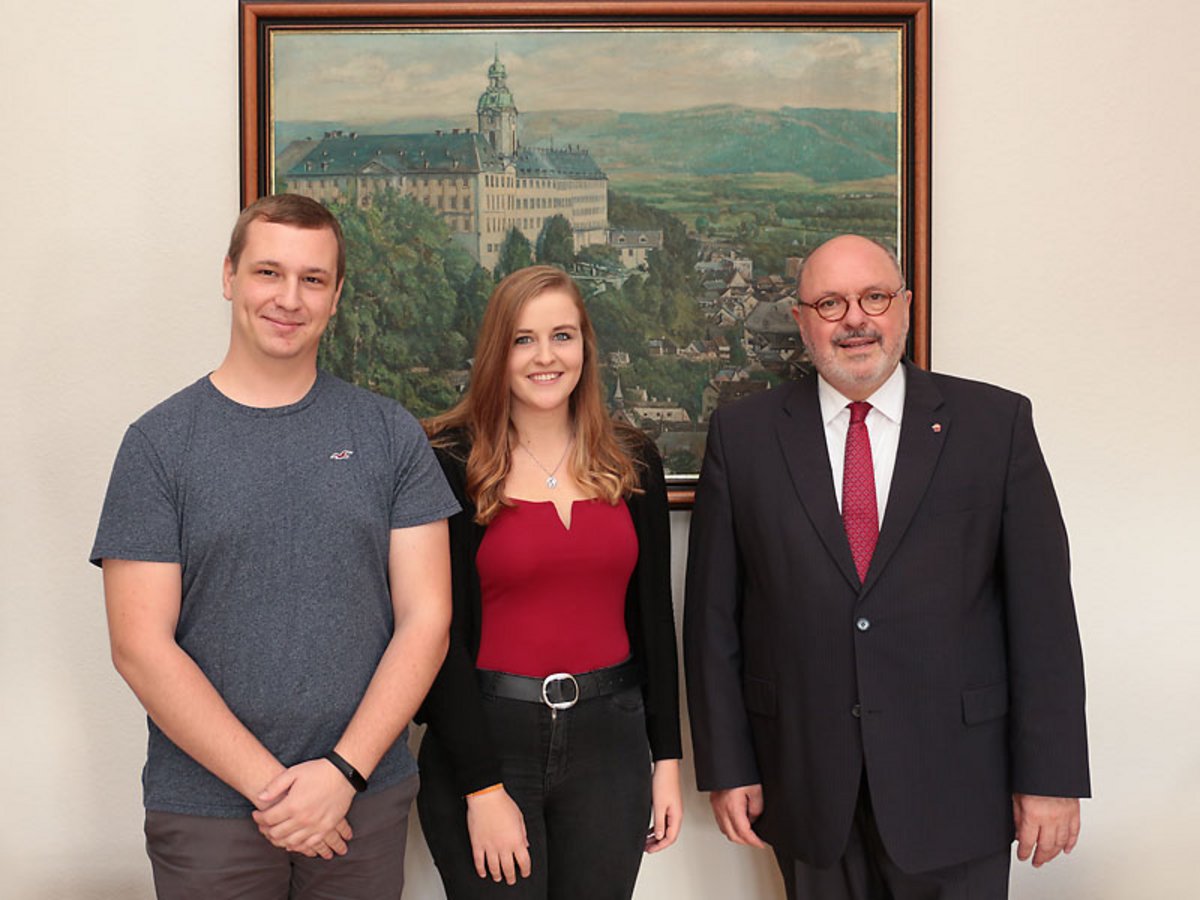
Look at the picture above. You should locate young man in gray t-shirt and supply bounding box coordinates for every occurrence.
[91,194,458,899]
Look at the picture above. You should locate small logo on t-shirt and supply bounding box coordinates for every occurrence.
[329,449,355,460]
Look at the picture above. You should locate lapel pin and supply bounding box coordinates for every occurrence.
[931,423,942,433]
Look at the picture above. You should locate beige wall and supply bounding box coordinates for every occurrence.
[3,1,1196,895]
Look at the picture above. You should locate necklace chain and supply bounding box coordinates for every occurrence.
[517,437,574,489]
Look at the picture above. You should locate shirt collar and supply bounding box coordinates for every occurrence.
[817,362,907,426]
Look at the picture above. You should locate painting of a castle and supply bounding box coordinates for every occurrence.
[282,52,609,272]
[259,25,913,479]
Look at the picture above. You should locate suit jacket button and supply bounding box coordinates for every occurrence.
[855,617,870,631]
[851,703,862,718]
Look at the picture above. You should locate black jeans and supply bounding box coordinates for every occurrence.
[418,685,652,900]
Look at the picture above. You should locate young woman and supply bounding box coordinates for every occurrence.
[418,265,682,900]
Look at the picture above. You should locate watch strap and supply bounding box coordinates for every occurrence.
[323,750,368,792]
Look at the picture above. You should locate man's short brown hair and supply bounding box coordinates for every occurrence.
[226,194,346,284]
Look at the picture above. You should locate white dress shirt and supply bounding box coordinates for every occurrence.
[817,363,906,527]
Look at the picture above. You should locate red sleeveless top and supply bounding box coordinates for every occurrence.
[474,498,637,677]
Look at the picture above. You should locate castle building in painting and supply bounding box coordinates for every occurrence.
[283,52,609,272]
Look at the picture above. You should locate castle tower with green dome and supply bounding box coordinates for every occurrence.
[477,49,518,161]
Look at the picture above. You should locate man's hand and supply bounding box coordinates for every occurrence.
[1013,793,1081,867]
[466,786,531,884]
[290,818,354,860]
[710,784,767,848]
[252,758,357,857]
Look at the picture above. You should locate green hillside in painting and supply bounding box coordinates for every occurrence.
[521,106,895,181]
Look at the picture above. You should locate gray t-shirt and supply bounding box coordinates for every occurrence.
[91,371,459,817]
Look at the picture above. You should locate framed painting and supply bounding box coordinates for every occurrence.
[239,1,931,507]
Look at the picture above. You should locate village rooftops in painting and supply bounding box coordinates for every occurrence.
[608,229,664,270]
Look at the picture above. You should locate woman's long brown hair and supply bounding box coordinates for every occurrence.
[425,265,641,524]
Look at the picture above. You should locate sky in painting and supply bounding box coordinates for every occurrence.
[272,29,900,123]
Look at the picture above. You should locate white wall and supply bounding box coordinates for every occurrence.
[3,1,1196,896]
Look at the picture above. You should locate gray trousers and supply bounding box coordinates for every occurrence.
[144,775,418,900]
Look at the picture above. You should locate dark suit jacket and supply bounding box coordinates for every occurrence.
[683,362,1089,874]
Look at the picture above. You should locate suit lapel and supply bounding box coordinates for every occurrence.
[862,363,947,593]
[776,378,861,590]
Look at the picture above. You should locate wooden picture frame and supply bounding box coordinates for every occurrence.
[239,1,931,507]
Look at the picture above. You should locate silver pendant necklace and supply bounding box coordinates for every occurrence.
[518,436,574,489]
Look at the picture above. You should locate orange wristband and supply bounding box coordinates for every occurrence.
[466,783,504,799]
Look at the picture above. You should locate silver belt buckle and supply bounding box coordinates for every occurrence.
[541,672,580,710]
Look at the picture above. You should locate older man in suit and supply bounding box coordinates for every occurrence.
[684,235,1089,899]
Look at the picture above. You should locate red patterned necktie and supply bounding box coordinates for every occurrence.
[843,401,879,583]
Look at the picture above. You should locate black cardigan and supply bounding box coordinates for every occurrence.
[418,430,683,795]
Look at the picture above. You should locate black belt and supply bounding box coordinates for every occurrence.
[477,661,643,710]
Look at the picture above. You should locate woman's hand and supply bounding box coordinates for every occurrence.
[645,759,683,852]
[466,785,532,884]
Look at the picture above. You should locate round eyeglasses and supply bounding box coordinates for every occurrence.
[796,286,906,322]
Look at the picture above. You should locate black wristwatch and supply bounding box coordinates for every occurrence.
[324,750,369,792]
